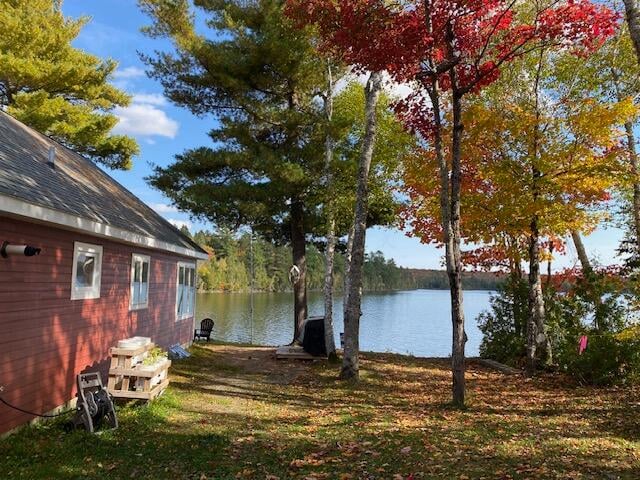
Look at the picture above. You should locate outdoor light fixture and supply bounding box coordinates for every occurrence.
[0,241,41,258]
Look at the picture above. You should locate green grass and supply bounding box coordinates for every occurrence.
[2,343,640,479]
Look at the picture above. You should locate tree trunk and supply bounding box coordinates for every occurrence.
[324,216,337,359]
[343,222,355,323]
[526,49,550,377]
[624,0,640,64]
[291,199,307,342]
[340,71,383,380]
[625,122,640,245]
[449,88,466,407]
[323,63,337,361]
[526,217,548,376]
[571,230,593,274]
[571,229,603,330]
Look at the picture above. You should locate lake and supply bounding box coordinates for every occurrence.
[197,289,494,357]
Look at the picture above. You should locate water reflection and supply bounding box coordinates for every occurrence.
[196,289,493,357]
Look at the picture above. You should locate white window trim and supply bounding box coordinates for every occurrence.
[129,253,151,311]
[70,242,103,300]
[176,261,196,321]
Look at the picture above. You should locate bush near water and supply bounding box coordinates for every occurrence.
[479,272,640,385]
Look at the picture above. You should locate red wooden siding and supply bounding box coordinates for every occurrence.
[0,215,196,434]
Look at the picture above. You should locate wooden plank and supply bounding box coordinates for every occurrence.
[109,343,154,357]
[110,378,169,400]
[109,359,171,378]
[148,378,170,400]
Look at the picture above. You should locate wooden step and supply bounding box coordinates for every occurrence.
[275,345,319,361]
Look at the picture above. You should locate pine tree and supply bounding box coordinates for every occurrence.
[140,0,328,341]
[0,0,138,169]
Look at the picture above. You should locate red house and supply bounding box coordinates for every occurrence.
[0,111,208,435]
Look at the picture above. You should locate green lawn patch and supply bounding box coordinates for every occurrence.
[1,344,639,479]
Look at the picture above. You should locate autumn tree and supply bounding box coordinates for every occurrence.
[323,78,412,361]
[322,61,341,361]
[555,15,640,263]
[329,81,413,376]
[403,51,635,371]
[0,0,138,169]
[141,0,409,344]
[288,0,617,403]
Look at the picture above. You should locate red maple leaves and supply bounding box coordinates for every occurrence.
[287,0,618,95]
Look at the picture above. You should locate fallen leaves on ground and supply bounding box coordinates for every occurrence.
[1,344,639,479]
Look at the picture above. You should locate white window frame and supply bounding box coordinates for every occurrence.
[70,242,103,300]
[176,261,196,321]
[130,253,151,311]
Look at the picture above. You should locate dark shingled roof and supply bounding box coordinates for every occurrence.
[0,110,206,256]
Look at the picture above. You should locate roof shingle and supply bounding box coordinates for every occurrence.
[0,111,206,257]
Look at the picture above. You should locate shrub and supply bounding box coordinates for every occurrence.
[478,269,640,385]
[555,327,640,386]
[478,277,528,366]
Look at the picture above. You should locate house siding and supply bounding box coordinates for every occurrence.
[0,215,196,434]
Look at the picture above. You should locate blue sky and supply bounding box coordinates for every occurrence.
[64,0,624,271]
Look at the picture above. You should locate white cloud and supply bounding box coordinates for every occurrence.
[150,202,179,213]
[133,93,167,106]
[113,94,179,139]
[114,66,146,79]
[168,219,192,230]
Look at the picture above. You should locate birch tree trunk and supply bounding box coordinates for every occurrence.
[343,223,355,324]
[571,229,603,330]
[291,199,307,342]
[340,71,383,380]
[526,49,550,376]
[624,0,640,63]
[571,230,593,274]
[323,63,337,361]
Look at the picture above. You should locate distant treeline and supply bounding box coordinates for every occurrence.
[405,269,505,291]
[189,229,504,292]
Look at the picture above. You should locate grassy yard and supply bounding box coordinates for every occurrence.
[2,343,639,479]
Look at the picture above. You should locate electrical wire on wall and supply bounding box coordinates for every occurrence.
[0,396,72,418]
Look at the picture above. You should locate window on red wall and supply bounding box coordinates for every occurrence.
[176,262,195,320]
[71,242,103,300]
[130,253,150,310]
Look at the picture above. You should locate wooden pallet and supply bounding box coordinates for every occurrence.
[107,342,171,400]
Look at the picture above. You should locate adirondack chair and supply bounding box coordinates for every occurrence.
[194,318,214,342]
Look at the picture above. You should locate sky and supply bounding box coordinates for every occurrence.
[63,0,625,271]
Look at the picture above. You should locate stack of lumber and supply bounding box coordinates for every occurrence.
[107,337,171,400]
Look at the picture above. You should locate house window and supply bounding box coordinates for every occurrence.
[130,254,150,310]
[176,262,196,320]
[71,242,102,300]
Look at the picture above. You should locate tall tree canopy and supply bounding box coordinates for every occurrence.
[288,0,618,404]
[403,51,636,370]
[140,0,410,340]
[0,0,138,169]
[140,0,327,339]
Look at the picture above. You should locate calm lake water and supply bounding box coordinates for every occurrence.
[197,289,494,357]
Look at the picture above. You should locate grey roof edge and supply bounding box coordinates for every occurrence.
[0,110,207,257]
[0,190,209,260]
